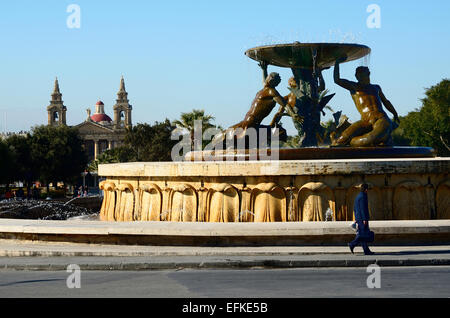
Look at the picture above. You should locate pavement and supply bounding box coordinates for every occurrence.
[1,219,450,245]
[1,240,450,270]
[1,219,450,270]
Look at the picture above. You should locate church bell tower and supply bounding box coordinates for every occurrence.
[113,76,132,129]
[47,77,67,126]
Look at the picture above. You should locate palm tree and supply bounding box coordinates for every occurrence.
[173,109,216,151]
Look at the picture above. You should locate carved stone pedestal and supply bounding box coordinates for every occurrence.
[98,157,449,222]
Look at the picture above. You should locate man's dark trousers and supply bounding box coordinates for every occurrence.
[349,221,371,254]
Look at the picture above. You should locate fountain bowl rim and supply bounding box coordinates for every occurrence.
[245,42,371,68]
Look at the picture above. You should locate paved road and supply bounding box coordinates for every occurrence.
[0,266,449,298]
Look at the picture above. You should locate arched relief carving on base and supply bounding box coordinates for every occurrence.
[381,186,394,220]
[206,184,240,222]
[139,183,162,221]
[285,186,299,222]
[99,181,108,220]
[98,164,448,223]
[133,185,141,221]
[299,182,334,222]
[239,186,253,222]
[393,181,428,220]
[115,183,135,222]
[346,183,383,220]
[99,181,116,221]
[425,183,436,219]
[251,183,286,222]
[436,180,450,219]
[105,182,117,221]
[333,186,348,221]
[168,184,198,222]
[160,187,171,221]
[196,186,208,222]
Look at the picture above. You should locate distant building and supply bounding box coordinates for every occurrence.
[0,131,28,140]
[46,77,133,161]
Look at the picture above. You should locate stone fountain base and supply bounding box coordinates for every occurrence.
[1,219,450,246]
[98,157,449,222]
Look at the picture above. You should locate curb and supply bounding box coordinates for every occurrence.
[2,243,450,258]
[2,258,450,271]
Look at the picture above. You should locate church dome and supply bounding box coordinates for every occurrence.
[91,113,112,122]
[91,100,111,123]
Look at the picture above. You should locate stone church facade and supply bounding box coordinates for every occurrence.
[46,77,133,161]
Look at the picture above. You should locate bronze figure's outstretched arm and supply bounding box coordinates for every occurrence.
[334,57,357,91]
[259,60,269,85]
[270,94,288,127]
[378,87,400,123]
[270,93,303,127]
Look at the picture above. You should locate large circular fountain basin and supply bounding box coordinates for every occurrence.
[245,43,371,69]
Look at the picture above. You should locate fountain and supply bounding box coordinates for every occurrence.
[98,42,449,223]
[0,199,99,220]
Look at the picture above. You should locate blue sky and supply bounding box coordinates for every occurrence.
[0,0,448,134]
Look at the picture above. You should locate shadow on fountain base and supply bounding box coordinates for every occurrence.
[185,146,436,161]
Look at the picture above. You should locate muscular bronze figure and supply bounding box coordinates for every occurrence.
[232,62,302,131]
[226,62,302,142]
[210,62,303,148]
[232,72,285,131]
[333,56,400,147]
[209,65,288,148]
[270,76,298,126]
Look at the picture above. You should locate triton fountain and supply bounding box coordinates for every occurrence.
[98,42,449,223]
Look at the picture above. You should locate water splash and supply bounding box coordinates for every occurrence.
[327,29,364,43]
[325,208,334,221]
[360,52,371,67]
[288,190,295,221]
[0,199,98,220]
[160,210,170,220]
[239,210,255,221]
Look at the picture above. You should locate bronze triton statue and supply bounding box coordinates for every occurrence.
[332,56,400,147]
[230,61,303,133]
[215,62,301,147]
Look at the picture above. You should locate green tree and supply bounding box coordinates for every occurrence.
[172,109,217,150]
[0,139,14,184]
[87,145,135,172]
[394,79,449,156]
[30,125,88,191]
[5,134,34,183]
[124,119,178,162]
[88,120,181,169]
[4,134,35,195]
[392,118,411,146]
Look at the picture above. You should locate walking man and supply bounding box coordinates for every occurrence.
[349,183,375,255]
